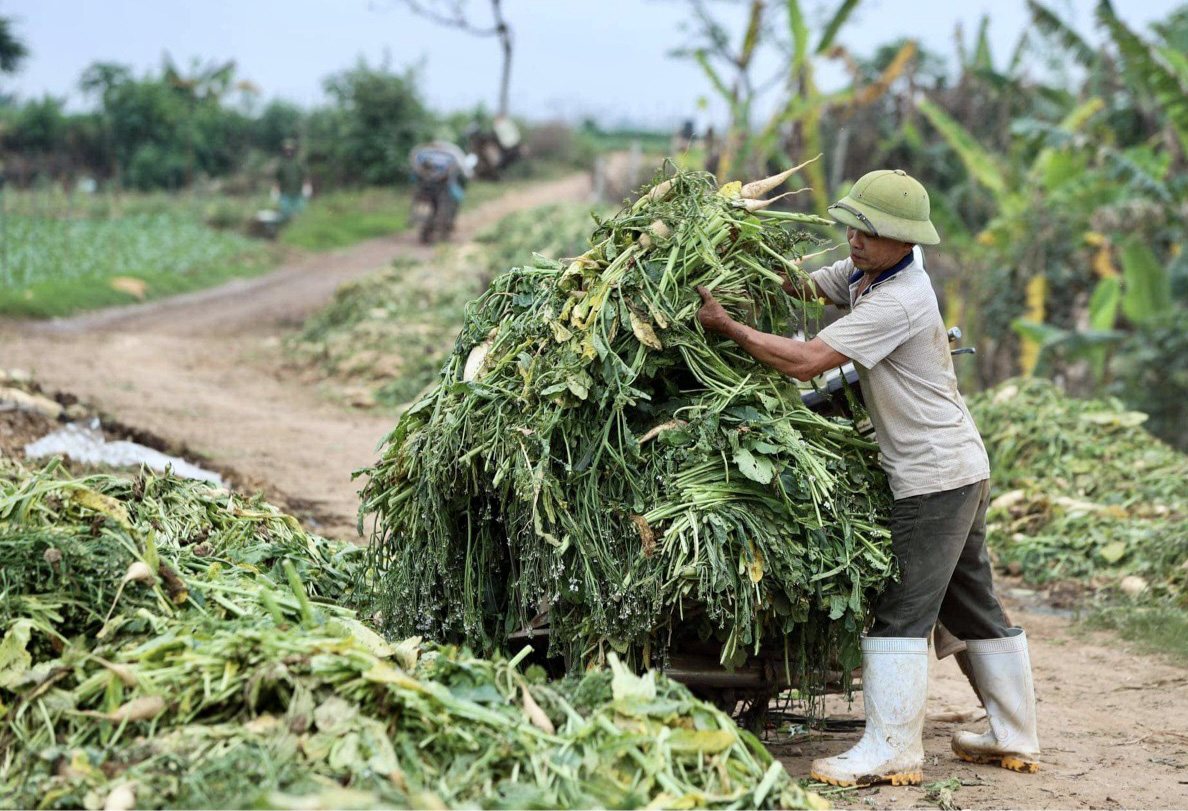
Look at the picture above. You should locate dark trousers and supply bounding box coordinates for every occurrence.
[868,479,1011,640]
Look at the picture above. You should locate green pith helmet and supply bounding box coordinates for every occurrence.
[828,169,940,245]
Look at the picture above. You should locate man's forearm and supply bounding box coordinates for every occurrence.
[719,321,815,380]
[695,284,850,380]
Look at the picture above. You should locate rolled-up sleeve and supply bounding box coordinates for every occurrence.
[809,259,854,307]
[817,295,912,369]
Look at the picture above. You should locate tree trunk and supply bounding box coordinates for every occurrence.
[492,0,512,117]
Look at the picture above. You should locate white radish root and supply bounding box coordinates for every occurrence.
[739,154,822,199]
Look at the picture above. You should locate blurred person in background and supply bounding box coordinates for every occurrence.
[272,138,311,223]
[409,137,475,244]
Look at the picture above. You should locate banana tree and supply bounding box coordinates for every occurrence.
[678,0,917,212]
[755,0,918,213]
[916,91,1116,377]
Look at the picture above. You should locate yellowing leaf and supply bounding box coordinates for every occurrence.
[72,489,131,529]
[629,310,663,350]
[363,662,425,692]
[1099,540,1127,564]
[1091,238,1118,280]
[717,180,743,198]
[746,542,765,584]
[1079,411,1148,427]
[79,694,166,723]
[667,728,737,754]
[549,320,572,343]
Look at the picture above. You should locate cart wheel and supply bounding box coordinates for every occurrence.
[735,689,774,735]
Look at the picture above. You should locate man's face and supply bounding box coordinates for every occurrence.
[847,226,913,272]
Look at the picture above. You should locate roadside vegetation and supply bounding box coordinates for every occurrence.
[970,379,1188,659]
[287,202,604,408]
[0,192,276,317]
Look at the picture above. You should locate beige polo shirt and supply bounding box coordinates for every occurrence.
[811,251,989,500]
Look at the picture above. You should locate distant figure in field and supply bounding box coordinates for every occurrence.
[704,126,721,177]
[409,139,475,244]
[273,138,311,223]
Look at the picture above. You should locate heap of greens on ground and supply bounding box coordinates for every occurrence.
[969,378,1188,601]
[0,460,824,810]
[357,166,894,685]
[289,202,601,407]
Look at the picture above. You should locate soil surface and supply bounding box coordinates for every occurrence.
[4,170,1187,810]
[777,604,1188,809]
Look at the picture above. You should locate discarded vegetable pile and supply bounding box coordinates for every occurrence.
[970,379,1188,600]
[0,460,824,810]
[358,166,894,683]
[289,202,602,407]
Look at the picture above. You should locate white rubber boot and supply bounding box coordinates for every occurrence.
[810,637,929,787]
[951,628,1041,773]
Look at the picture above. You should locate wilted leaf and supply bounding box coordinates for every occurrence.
[313,696,358,735]
[629,310,663,350]
[631,514,656,557]
[609,653,656,703]
[667,728,736,754]
[0,620,34,690]
[72,489,132,528]
[1098,540,1127,564]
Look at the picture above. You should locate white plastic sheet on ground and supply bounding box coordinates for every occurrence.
[25,420,225,486]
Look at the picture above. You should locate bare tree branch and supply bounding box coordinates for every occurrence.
[383,0,514,116]
[397,0,502,37]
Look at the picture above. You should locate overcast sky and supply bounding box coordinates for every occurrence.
[2,1,1183,129]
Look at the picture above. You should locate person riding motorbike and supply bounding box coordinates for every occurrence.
[409,140,475,244]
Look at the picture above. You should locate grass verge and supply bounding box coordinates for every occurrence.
[279,189,411,250]
[0,251,278,319]
[1088,601,1188,662]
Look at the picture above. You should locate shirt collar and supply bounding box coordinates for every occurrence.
[848,250,915,297]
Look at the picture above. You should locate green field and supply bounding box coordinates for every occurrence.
[0,206,276,318]
[0,172,573,318]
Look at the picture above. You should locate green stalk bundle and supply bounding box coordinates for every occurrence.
[357,167,894,684]
[0,461,824,810]
[969,378,1188,597]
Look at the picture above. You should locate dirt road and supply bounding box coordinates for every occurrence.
[4,170,1187,810]
[778,605,1188,809]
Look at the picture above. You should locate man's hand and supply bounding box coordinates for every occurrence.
[774,268,797,296]
[696,286,734,335]
[695,284,850,381]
